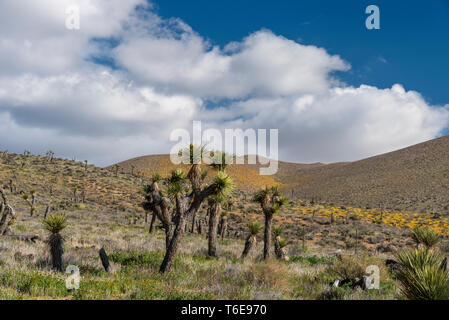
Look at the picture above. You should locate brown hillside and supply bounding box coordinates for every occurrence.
[110,154,282,191]
[289,135,449,214]
[110,135,449,214]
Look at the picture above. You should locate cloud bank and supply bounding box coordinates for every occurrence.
[0,0,447,166]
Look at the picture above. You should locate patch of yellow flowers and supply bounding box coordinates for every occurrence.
[295,205,449,236]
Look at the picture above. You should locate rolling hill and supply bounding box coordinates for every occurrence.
[111,135,449,214]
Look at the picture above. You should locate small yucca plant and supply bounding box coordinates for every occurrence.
[396,248,449,300]
[278,237,288,249]
[273,226,283,237]
[242,221,261,259]
[152,173,162,183]
[411,227,440,249]
[43,214,67,272]
[248,221,263,235]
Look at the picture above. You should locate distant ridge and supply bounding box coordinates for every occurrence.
[111,135,449,214]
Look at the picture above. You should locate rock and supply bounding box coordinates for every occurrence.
[353,276,370,290]
[386,259,401,272]
[376,242,396,253]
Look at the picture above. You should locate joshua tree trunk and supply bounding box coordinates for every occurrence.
[191,212,197,233]
[208,203,221,257]
[197,219,203,235]
[274,236,285,260]
[263,213,273,260]
[241,234,257,259]
[160,215,186,273]
[149,212,157,233]
[44,205,52,219]
[49,233,64,271]
[220,218,228,241]
[0,188,15,235]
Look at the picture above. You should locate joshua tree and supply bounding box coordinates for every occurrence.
[8,179,16,194]
[241,221,262,259]
[72,185,79,203]
[219,213,228,241]
[45,150,55,162]
[297,226,308,251]
[113,165,120,177]
[207,150,233,256]
[143,173,163,234]
[253,186,287,260]
[143,146,234,273]
[22,191,36,217]
[43,204,52,219]
[275,237,288,261]
[191,168,208,233]
[43,214,67,271]
[273,226,288,260]
[142,172,175,246]
[0,187,16,235]
[160,166,233,273]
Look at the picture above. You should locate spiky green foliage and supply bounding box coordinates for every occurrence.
[396,248,443,271]
[178,144,206,165]
[278,238,288,249]
[248,221,263,235]
[252,188,270,204]
[253,187,286,214]
[142,184,152,194]
[213,171,234,199]
[396,249,449,300]
[167,169,187,198]
[152,173,162,183]
[411,227,440,248]
[273,226,283,237]
[43,214,67,234]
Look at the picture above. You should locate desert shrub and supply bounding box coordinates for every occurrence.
[411,227,440,249]
[245,260,291,289]
[395,249,449,300]
[328,255,365,280]
[327,254,388,282]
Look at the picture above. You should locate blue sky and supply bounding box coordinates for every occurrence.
[155,0,449,106]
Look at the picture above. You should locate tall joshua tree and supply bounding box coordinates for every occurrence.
[253,187,287,260]
[22,190,36,217]
[143,145,234,273]
[43,214,67,271]
[207,151,233,257]
[241,221,262,260]
[160,166,233,273]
